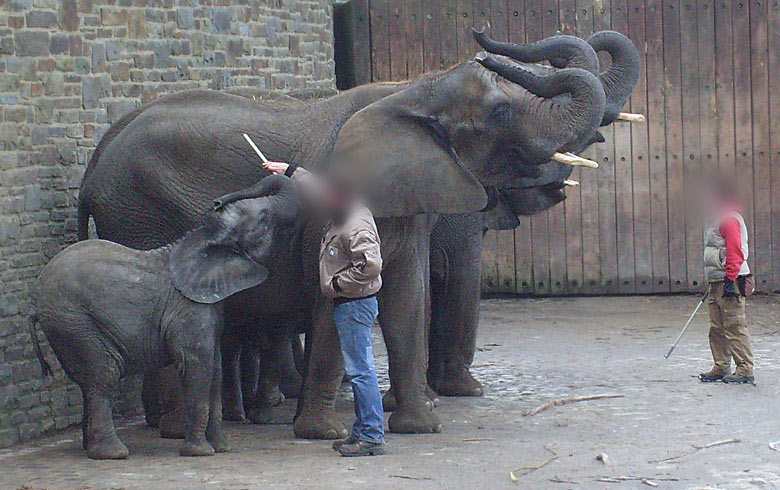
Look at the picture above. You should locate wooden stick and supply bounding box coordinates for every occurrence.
[510,446,558,482]
[523,394,625,416]
[242,133,269,163]
[648,438,741,463]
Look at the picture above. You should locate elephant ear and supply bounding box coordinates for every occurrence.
[483,199,520,230]
[330,97,488,217]
[169,226,269,304]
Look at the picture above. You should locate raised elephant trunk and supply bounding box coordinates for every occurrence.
[475,53,605,164]
[472,28,599,75]
[213,174,298,220]
[587,31,642,126]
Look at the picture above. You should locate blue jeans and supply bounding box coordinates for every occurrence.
[333,296,385,444]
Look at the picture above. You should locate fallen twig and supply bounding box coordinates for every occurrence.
[462,437,493,442]
[649,438,741,463]
[549,477,579,484]
[597,476,678,486]
[389,474,433,481]
[523,394,625,416]
[510,446,558,482]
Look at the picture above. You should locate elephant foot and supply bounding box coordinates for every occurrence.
[159,411,186,440]
[222,405,247,422]
[258,386,285,407]
[388,402,442,434]
[293,411,348,440]
[383,386,440,412]
[144,410,161,428]
[206,430,231,453]
[179,440,215,457]
[86,434,129,460]
[429,365,483,397]
[279,372,302,399]
[246,405,284,425]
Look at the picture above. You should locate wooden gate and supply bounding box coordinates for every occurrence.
[338,0,780,295]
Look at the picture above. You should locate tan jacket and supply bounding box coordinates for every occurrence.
[319,206,383,299]
[291,167,382,299]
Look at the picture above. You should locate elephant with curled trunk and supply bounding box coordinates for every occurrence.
[424,30,642,398]
[78,35,606,437]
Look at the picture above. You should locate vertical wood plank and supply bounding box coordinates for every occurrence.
[525,0,553,295]
[750,0,771,291]
[679,0,703,291]
[388,0,407,80]
[769,0,780,289]
[369,0,391,81]
[542,0,567,294]
[350,0,372,86]
[593,0,619,294]
[696,0,717,290]
[440,0,460,69]
[508,0,535,295]
[562,0,585,294]
[662,0,686,293]
[714,1,736,177]
[403,0,424,79]
[490,0,519,293]
[612,0,637,294]
[576,0,602,294]
[646,0,671,292]
[732,1,754,273]
[422,0,442,72]
[628,0,653,293]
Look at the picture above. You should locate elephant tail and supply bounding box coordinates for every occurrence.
[28,313,52,378]
[76,195,90,241]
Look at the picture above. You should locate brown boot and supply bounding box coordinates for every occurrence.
[699,368,729,382]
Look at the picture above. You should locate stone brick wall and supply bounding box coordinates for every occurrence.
[0,0,335,448]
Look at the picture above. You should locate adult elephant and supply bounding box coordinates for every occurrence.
[425,30,642,398]
[78,39,606,437]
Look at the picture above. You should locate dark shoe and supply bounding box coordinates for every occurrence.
[699,369,728,382]
[338,439,385,457]
[332,435,358,451]
[722,373,755,385]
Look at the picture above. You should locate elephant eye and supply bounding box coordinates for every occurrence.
[488,102,512,125]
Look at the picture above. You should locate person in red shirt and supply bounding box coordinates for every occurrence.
[700,180,754,384]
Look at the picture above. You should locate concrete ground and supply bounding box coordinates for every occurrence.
[3,294,780,489]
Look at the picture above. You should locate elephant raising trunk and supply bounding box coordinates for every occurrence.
[474,53,606,161]
[472,28,599,75]
[587,30,643,126]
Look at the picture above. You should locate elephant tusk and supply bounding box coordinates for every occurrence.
[563,179,579,187]
[616,112,646,123]
[552,152,599,169]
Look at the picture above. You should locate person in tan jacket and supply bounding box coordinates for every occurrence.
[262,159,386,457]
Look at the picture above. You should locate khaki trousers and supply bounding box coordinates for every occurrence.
[707,281,754,376]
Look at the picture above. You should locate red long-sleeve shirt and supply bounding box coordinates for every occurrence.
[720,217,744,282]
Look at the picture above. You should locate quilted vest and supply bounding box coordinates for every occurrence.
[703,210,750,283]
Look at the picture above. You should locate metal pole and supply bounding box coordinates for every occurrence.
[665,291,709,359]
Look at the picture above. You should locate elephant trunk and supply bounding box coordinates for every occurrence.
[214,175,297,211]
[476,54,606,162]
[587,31,641,126]
[472,28,599,75]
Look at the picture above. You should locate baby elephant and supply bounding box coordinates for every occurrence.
[30,176,299,459]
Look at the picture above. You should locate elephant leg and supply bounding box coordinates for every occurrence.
[247,342,287,425]
[380,238,442,434]
[206,344,230,453]
[293,296,348,440]
[221,340,247,422]
[141,371,162,428]
[428,216,484,397]
[239,345,260,414]
[382,384,440,412]
[177,349,216,457]
[278,337,303,399]
[158,365,187,439]
[81,370,128,460]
